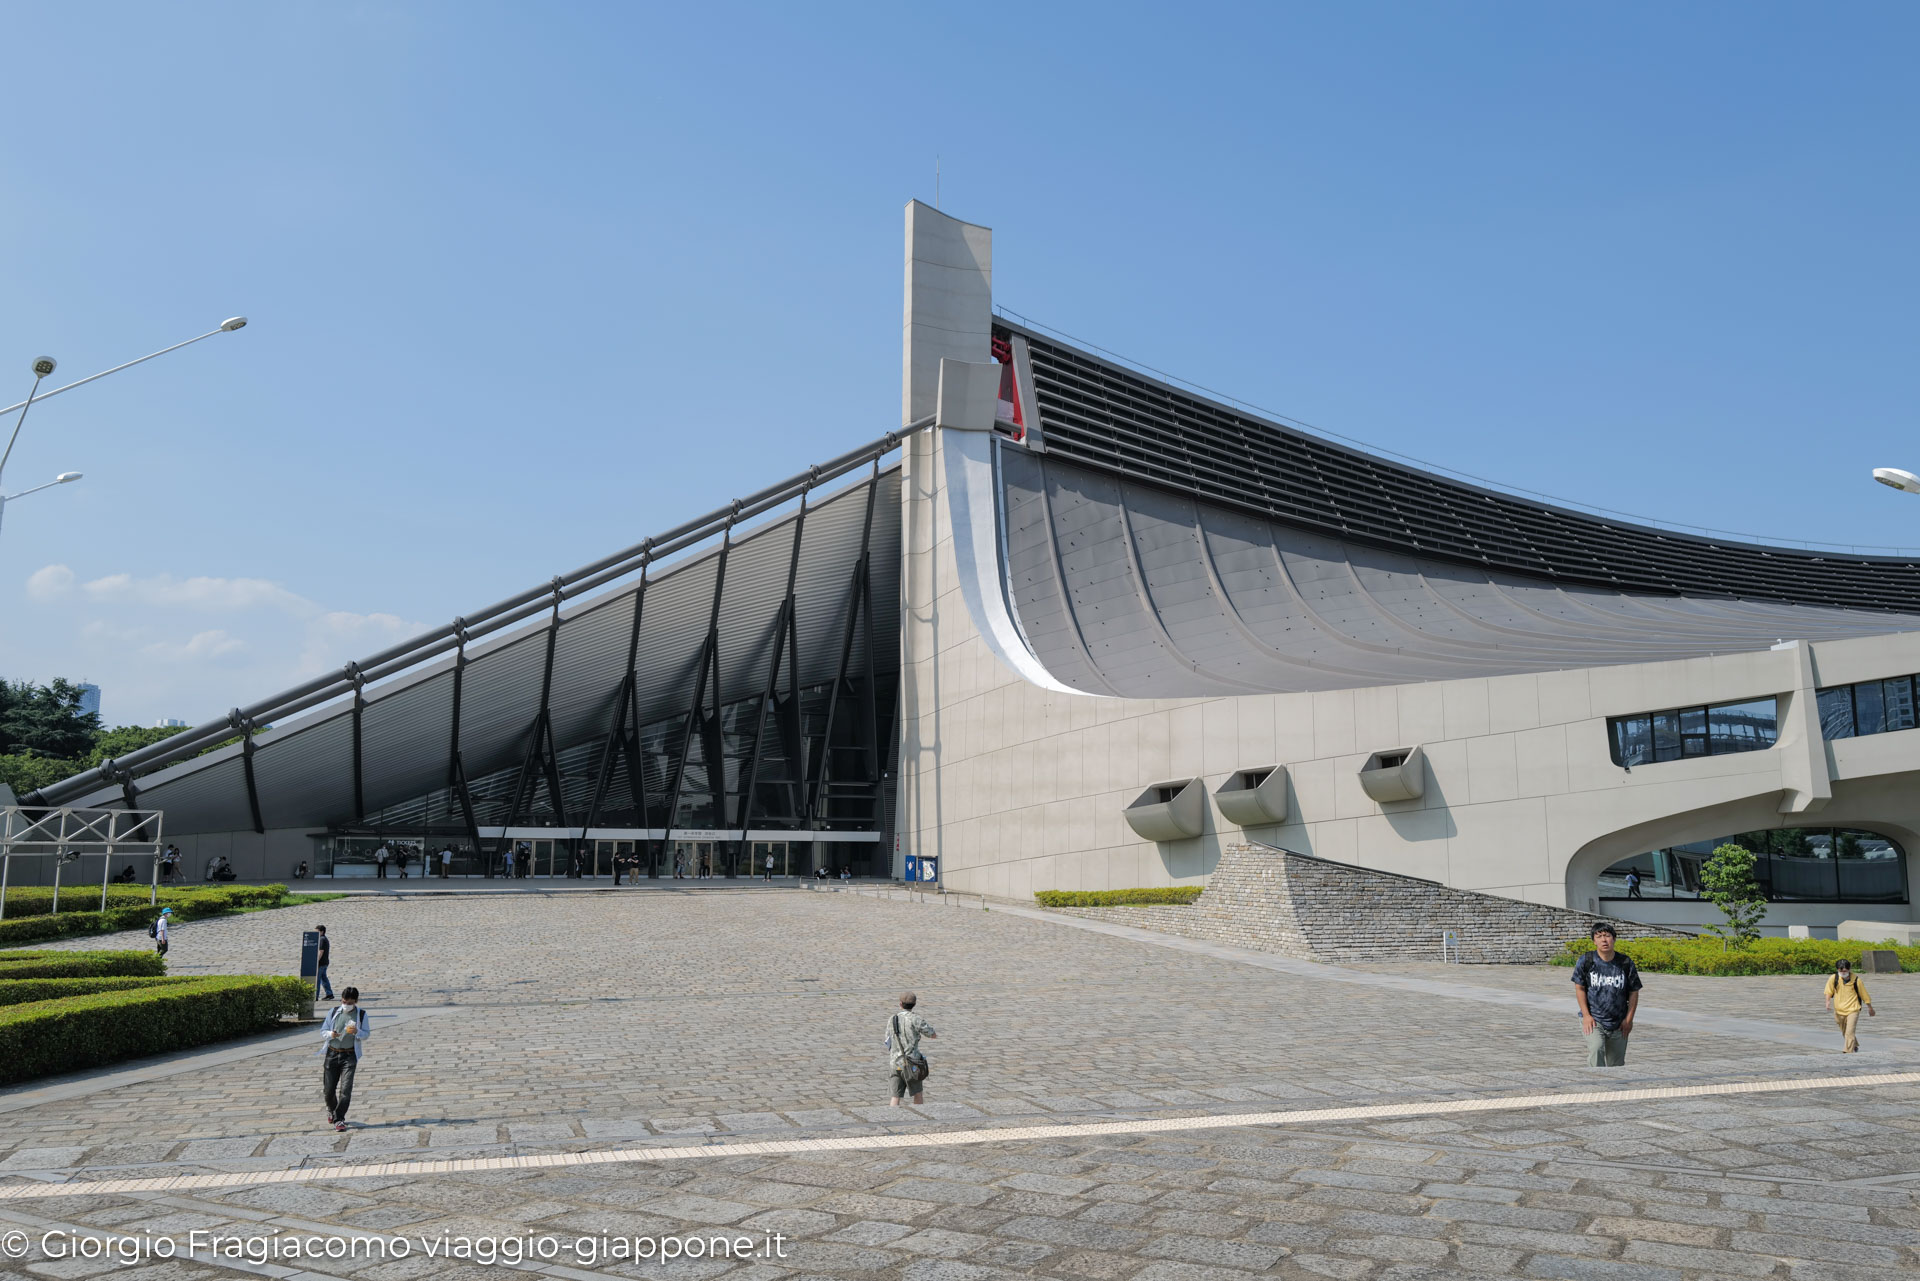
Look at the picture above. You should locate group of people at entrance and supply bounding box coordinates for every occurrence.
[371,843,452,878]
[673,849,716,879]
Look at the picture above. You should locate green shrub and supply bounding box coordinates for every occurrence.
[0,975,204,1006]
[0,949,166,980]
[0,883,291,919]
[0,904,162,947]
[1035,887,1205,908]
[1550,935,1920,975]
[0,975,310,1085]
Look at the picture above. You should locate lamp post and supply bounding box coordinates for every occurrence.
[0,318,246,543]
[1873,467,1920,495]
[0,471,82,539]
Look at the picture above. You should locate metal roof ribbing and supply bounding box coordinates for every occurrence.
[1003,322,1920,611]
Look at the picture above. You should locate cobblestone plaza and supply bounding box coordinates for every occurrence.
[0,886,1917,1279]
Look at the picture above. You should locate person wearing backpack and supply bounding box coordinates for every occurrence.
[149,907,172,956]
[1824,960,1875,1053]
[884,991,937,1107]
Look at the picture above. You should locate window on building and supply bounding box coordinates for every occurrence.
[1817,674,1920,741]
[1600,828,1908,904]
[1606,697,1778,767]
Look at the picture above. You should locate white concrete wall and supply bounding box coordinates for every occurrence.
[899,429,1920,925]
[893,205,1920,929]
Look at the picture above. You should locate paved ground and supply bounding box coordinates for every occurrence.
[0,886,1915,1279]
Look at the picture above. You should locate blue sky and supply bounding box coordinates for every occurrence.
[2,3,1916,728]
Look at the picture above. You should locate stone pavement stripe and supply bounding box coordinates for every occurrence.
[1,1069,1914,1203]
[985,898,1920,1055]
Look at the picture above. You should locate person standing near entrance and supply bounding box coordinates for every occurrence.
[318,986,369,1132]
[885,992,937,1107]
[439,845,452,878]
[395,847,408,878]
[1825,960,1875,1052]
[764,851,775,881]
[1572,922,1641,1067]
[314,924,333,999]
[374,845,388,878]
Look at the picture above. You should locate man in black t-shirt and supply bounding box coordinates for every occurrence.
[1571,921,1642,1067]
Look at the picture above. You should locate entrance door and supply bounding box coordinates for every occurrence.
[532,839,557,877]
[671,840,714,878]
[749,840,790,878]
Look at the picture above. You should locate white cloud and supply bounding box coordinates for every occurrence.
[26,564,75,600]
[15,562,433,726]
[80,571,311,615]
[144,629,247,662]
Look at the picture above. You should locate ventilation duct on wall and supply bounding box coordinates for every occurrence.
[1358,746,1427,804]
[1123,778,1207,842]
[1213,766,1289,827]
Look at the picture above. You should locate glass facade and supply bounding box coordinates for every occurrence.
[1606,697,1778,767]
[1600,828,1908,903]
[1817,673,1920,740]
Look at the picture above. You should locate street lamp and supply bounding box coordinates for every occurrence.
[0,318,246,542]
[0,470,82,538]
[1873,467,1920,495]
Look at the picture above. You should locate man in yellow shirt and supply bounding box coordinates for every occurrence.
[1824,960,1875,1053]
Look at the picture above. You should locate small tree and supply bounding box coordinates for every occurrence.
[1700,842,1768,949]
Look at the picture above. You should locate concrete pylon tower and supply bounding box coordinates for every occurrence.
[901,201,993,427]
[897,201,994,880]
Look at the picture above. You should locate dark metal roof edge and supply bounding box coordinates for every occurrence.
[993,317,1920,572]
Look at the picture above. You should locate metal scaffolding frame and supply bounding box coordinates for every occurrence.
[0,805,166,918]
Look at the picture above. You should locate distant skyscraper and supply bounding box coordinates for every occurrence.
[154,718,187,729]
[76,683,101,721]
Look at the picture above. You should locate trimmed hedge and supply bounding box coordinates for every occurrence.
[0,974,311,1085]
[0,884,291,919]
[0,884,305,948]
[1035,887,1205,908]
[0,949,166,980]
[0,904,162,948]
[1551,935,1920,975]
[0,975,204,1006]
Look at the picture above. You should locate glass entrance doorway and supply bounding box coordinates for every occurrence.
[532,839,561,877]
[595,840,638,881]
[670,841,714,879]
[750,840,803,878]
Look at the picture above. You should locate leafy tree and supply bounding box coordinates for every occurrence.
[1700,842,1768,949]
[0,680,100,760]
[0,753,83,798]
[87,724,191,768]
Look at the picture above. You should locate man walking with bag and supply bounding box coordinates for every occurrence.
[1824,960,1875,1052]
[885,991,937,1107]
[318,986,369,1132]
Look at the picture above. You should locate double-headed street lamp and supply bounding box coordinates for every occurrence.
[0,318,248,544]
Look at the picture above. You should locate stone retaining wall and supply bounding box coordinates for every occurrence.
[1044,844,1690,963]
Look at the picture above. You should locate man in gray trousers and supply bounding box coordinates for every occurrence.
[319,986,370,1131]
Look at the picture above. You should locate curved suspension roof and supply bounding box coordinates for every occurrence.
[1008,322,1920,612]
